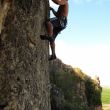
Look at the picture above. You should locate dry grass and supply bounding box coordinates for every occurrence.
[103,104,110,110]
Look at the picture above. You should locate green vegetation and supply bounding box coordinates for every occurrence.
[102,87,110,104]
[85,77,102,106]
[50,60,102,110]
[50,69,88,110]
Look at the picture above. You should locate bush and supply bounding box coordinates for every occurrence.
[85,77,102,106]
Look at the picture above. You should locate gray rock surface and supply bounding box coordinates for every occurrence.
[0,0,51,110]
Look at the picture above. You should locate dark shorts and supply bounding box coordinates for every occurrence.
[49,16,67,40]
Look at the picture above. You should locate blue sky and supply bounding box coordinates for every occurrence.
[61,0,110,45]
[50,0,110,87]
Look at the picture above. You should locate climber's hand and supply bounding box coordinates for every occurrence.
[49,7,53,11]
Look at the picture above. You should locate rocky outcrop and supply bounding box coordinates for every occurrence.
[0,0,51,110]
[49,59,102,110]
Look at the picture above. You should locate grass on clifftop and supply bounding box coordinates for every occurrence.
[102,87,110,104]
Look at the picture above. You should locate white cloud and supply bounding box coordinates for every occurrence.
[74,0,110,5]
[56,40,110,86]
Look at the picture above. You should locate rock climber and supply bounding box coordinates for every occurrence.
[40,0,68,60]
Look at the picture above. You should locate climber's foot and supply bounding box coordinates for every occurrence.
[40,35,54,42]
[49,54,56,61]
[40,35,48,40]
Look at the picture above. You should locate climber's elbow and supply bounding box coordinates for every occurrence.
[52,0,67,5]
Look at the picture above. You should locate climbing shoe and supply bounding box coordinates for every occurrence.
[49,54,56,61]
[40,35,54,42]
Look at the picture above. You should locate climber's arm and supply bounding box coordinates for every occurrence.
[52,0,67,5]
[50,7,58,17]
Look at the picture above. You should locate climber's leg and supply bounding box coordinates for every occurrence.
[46,20,53,37]
[49,41,56,61]
[40,20,54,41]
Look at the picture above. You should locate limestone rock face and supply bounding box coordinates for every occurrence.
[0,0,51,110]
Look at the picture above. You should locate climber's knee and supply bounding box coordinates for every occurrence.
[49,36,54,43]
[46,20,52,27]
[45,19,50,25]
